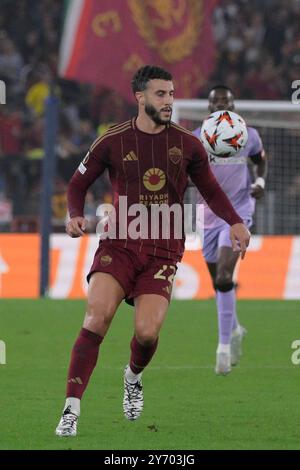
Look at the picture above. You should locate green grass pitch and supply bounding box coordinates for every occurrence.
[0,299,299,450]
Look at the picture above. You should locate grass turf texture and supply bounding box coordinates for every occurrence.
[0,299,299,450]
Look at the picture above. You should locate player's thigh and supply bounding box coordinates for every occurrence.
[202,227,220,264]
[134,294,169,345]
[216,218,252,282]
[84,272,125,335]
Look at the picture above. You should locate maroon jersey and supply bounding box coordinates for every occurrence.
[68,118,242,261]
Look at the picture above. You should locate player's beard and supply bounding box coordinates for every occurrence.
[145,104,172,125]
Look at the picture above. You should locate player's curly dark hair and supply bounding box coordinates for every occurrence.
[131,65,172,94]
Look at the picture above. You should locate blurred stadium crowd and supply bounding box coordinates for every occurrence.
[0,0,299,232]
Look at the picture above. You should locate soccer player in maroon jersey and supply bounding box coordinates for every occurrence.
[55,65,250,437]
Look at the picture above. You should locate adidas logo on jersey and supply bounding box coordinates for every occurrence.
[123,151,138,161]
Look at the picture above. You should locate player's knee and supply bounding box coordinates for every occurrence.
[214,279,234,292]
[215,270,233,286]
[135,329,158,347]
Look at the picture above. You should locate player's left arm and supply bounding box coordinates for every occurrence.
[248,129,268,199]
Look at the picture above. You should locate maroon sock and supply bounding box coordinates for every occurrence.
[66,328,103,399]
[129,336,158,374]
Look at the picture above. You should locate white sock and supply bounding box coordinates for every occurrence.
[64,397,80,416]
[217,344,230,354]
[125,366,142,384]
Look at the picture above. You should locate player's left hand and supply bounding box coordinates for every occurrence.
[251,184,264,199]
[230,223,251,260]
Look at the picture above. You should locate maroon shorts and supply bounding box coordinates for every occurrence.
[87,242,178,304]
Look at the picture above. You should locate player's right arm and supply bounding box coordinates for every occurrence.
[67,142,109,238]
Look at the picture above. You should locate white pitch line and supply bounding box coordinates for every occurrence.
[97,365,296,370]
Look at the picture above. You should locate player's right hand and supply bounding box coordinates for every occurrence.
[230,223,251,260]
[66,217,88,238]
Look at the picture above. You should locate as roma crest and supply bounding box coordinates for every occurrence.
[169,146,182,164]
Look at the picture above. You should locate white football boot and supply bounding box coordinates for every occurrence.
[123,365,143,420]
[55,405,79,437]
[231,326,247,366]
[215,351,231,375]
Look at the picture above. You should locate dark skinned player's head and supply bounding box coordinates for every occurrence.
[208,85,235,113]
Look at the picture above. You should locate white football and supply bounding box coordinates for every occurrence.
[200,110,248,158]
